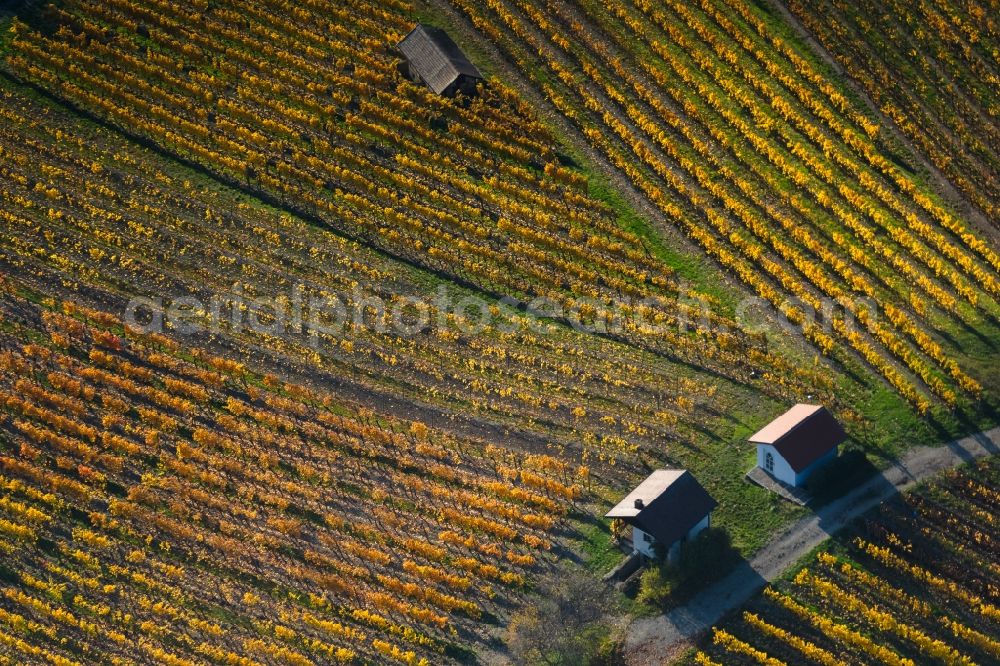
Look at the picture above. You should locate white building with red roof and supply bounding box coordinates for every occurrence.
[749,404,846,488]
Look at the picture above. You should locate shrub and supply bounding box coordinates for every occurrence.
[636,564,672,606]
[506,567,611,665]
[806,448,875,502]
[635,528,738,608]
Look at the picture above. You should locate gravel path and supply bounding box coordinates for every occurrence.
[624,426,1000,665]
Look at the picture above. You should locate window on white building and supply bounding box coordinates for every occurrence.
[765,451,774,473]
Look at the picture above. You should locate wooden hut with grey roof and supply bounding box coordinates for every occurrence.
[397,24,484,97]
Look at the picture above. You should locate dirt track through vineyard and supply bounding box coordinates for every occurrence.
[624,426,1000,665]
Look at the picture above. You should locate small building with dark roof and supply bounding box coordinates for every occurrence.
[606,469,717,563]
[749,404,846,488]
[397,25,484,97]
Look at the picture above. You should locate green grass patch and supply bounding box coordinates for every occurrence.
[574,517,623,575]
[586,174,742,312]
